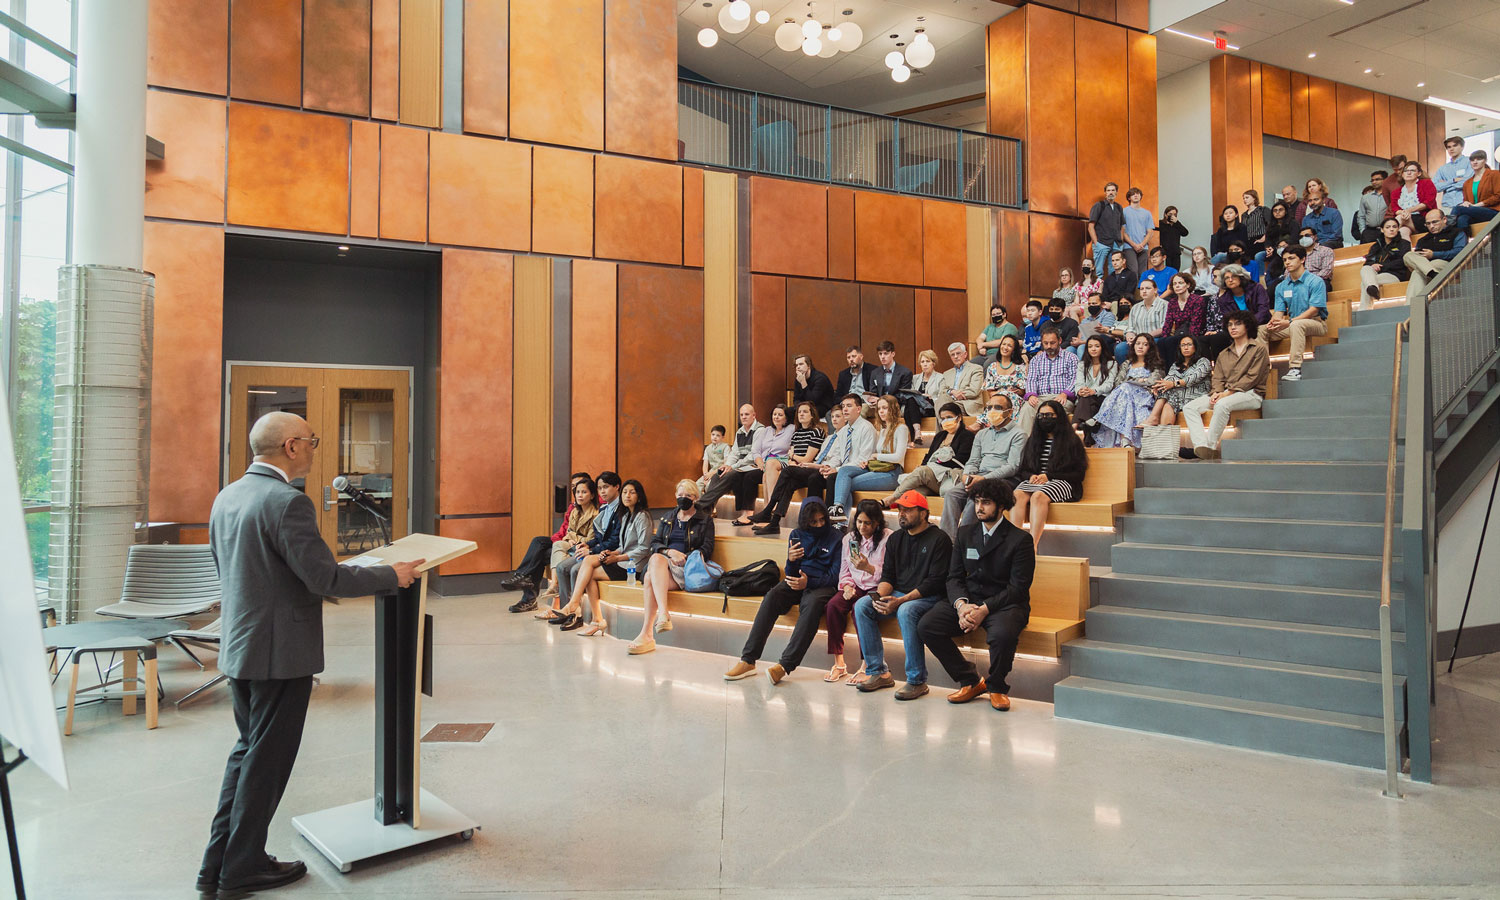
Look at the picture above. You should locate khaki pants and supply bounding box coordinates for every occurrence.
[1015,394,1074,435]
[1185,391,1262,450]
[1261,317,1327,366]
[1403,252,1451,302]
[1359,265,1400,310]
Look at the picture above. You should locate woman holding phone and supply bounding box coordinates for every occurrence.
[825,499,889,685]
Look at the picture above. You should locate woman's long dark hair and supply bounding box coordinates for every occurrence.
[1128,333,1163,373]
[621,479,650,517]
[1020,399,1087,477]
[1083,336,1113,377]
[575,477,600,508]
[851,499,888,545]
[1217,205,1241,230]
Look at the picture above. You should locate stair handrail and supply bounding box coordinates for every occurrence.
[1379,319,1407,799]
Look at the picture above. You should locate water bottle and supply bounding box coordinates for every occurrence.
[626,560,637,586]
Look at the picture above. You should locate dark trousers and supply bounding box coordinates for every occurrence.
[901,395,935,439]
[698,468,763,514]
[1202,330,1233,362]
[918,601,1030,695]
[514,535,550,580]
[740,582,836,672]
[200,675,314,884]
[824,589,859,655]
[1074,393,1105,446]
[753,466,827,524]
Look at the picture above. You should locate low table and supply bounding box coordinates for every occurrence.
[43,618,189,705]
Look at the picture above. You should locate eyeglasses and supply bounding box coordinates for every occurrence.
[289,435,320,449]
[984,404,1007,412]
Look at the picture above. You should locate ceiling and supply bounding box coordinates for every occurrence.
[1158,0,1500,136]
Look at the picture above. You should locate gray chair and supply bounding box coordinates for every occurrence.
[168,619,226,707]
[96,544,221,620]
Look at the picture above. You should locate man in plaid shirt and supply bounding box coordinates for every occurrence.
[1016,325,1079,435]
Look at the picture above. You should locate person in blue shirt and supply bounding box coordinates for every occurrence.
[1300,197,1345,249]
[1260,245,1327,381]
[1121,187,1156,276]
[1434,136,1471,212]
[1403,209,1471,305]
[1021,300,1045,357]
[1140,246,1177,294]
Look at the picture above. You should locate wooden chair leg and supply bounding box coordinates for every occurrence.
[122,651,138,717]
[65,656,80,736]
[144,657,159,729]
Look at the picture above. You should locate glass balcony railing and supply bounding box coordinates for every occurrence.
[678,78,1024,208]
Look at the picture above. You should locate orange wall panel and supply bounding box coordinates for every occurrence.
[1307,77,1337,148]
[145,90,226,223]
[928,289,969,354]
[303,0,372,116]
[914,289,932,357]
[143,222,224,523]
[532,146,593,258]
[379,124,429,242]
[510,0,604,150]
[1028,214,1088,299]
[1248,62,1263,201]
[572,260,618,475]
[429,133,532,250]
[229,0,301,106]
[750,274,787,418]
[1388,96,1418,160]
[1127,30,1158,210]
[854,191,923,286]
[859,285,917,371]
[785,279,858,401]
[1290,71,1310,144]
[997,208,1030,311]
[227,104,349,235]
[985,13,1027,140]
[922,200,967,290]
[1114,0,1148,31]
[617,266,704,506]
[605,0,678,160]
[594,156,683,265]
[1025,6,1077,216]
[1209,55,1228,215]
[350,120,380,237]
[1423,104,1447,174]
[147,0,228,94]
[463,0,509,136]
[1260,64,1291,139]
[1372,92,1391,159]
[371,0,400,120]
[750,177,827,278]
[437,517,512,574]
[828,187,855,280]
[1074,18,1128,217]
[439,249,513,515]
[682,167,705,268]
[1078,0,1114,21]
[1224,56,1253,209]
[1336,83,1375,157]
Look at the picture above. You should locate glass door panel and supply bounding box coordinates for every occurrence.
[334,387,396,555]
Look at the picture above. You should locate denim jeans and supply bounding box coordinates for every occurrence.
[1093,242,1125,281]
[853,594,937,683]
[833,465,901,512]
[1453,205,1498,230]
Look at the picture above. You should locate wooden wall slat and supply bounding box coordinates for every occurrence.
[399,0,443,128]
[703,171,739,436]
[1290,71,1310,144]
[510,255,550,560]
[571,260,618,476]
[1224,56,1253,208]
[1423,104,1449,173]
[1259,64,1291,139]
[1307,76,1338,148]
[1209,55,1228,221]
[1388,96,1419,161]
[1336,83,1376,157]
[1372,92,1392,160]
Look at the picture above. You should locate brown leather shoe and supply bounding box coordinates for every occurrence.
[947,679,987,704]
[990,692,1011,711]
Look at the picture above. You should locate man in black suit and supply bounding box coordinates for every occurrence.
[917,477,1035,711]
[198,412,423,899]
[834,345,881,404]
[865,340,913,404]
[790,353,836,417]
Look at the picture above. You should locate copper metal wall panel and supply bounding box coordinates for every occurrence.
[230,0,301,105]
[605,0,678,159]
[594,155,683,265]
[914,289,932,358]
[985,13,1027,141]
[1248,63,1263,198]
[379,124,429,242]
[827,187,855,280]
[1224,55,1253,209]
[1077,0,1114,21]
[617,265,705,506]
[859,284,917,370]
[303,0,372,116]
[750,274,787,419]
[854,191,923,286]
[1114,0,1148,31]
[996,208,1030,313]
[532,146,594,257]
[928,289,969,355]
[571,260,618,475]
[1388,96,1418,161]
[785,278,858,404]
[1336,83,1375,157]
[1307,77,1337,148]
[1025,6,1077,216]
[227,104,349,235]
[1423,104,1447,173]
[439,249,513,515]
[371,0,400,120]
[750,176,827,278]
[1290,71,1310,144]
[143,221,224,523]
[399,0,443,127]
[1074,18,1128,218]
[438,517,512,574]
[1029,214,1088,299]
[682,167,705,268]
[350,120,380,237]
[1127,30,1158,210]
[921,199,967,290]
[429,133,532,250]
[463,0,509,136]
[1260,64,1291,139]
[145,90,226,223]
[510,0,605,150]
[1372,92,1391,159]
[147,0,229,94]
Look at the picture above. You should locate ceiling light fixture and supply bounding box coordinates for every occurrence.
[1162,27,1240,50]
[1425,96,1500,119]
[1416,82,1425,87]
[885,50,904,68]
[891,63,911,83]
[775,20,802,51]
[1308,52,1317,58]
[1364,68,1373,74]
[802,18,821,39]
[802,35,822,55]
[728,0,750,20]
[698,26,718,47]
[755,9,769,24]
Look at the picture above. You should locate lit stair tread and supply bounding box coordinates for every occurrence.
[1111,541,1388,565]
[1097,570,1393,601]
[1067,638,1405,687]
[1090,604,1384,641]
[1057,676,1386,733]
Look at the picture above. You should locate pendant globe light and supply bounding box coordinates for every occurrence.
[891,64,911,83]
[718,3,749,34]
[698,27,719,47]
[775,19,803,51]
[904,33,935,68]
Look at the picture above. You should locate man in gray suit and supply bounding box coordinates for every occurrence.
[199,412,422,899]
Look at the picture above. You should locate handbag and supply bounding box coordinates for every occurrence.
[1140,423,1180,460]
[682,549,724,593]
[867,459,897,473]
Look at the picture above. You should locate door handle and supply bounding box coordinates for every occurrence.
[324,484,334,510]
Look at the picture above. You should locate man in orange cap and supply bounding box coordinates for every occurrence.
[851,490,953,699]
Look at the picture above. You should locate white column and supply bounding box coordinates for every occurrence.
[71,0,147,268]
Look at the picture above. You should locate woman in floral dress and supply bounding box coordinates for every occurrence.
[1092,333,1163,449]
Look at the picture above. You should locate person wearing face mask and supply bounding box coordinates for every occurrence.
[1075,298,1117,360]
[1073,260,1103,315]
[1007,399,1088,547]
[940,394,1025,538]
[1016,325,1078,435]
[881,402,974,508]
[628,480,715,655]
[1295,227,1334,286]
[1300,189,1344,250]
[976,304,1019,366]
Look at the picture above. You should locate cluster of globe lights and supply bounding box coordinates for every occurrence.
[697,4,934,81]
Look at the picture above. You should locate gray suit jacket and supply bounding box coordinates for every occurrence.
[210,463,399,680]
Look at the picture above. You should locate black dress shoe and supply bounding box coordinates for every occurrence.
[196,876,217,896]
[218,859,307,899]
[546,611,570,625]
[499,573,535,592]
[560,615,586,632]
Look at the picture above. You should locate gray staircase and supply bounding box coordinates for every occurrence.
[1056,304,1409,770]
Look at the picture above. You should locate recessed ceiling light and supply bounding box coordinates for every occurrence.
[1416,82,1425,87]
[1363,68,1372,74]
[337,245,350,251]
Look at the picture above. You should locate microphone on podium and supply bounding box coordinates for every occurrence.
[334,475,391,546]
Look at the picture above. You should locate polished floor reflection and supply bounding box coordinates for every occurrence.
[14,592,1500,899]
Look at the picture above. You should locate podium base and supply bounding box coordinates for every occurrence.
[292,789,478,873]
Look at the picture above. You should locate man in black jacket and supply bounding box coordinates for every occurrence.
[791,354,836,417]
[835,345,881,402]
[918,478,1035,711]
[866,340,913,403]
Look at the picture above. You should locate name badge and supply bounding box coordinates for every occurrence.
[967,547,980,559]
[1283,289,1294,298]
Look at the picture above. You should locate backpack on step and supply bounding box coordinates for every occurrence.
[717,559,782,610]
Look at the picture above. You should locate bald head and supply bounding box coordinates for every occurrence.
[249,411,317,479]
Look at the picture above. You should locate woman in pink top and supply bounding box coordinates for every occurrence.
[825,499,890,685]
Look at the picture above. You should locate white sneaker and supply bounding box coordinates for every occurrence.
[1283,368,1302,381]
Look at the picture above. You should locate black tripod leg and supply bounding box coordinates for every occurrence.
[1,746,27,900]
[1448,463,1500,673]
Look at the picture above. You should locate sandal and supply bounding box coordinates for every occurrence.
[845,672,870,687]
[730,517,754,527]
[823,664,848,683]
[579,621,606,636]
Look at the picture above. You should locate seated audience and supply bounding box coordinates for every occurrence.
[1074,335,1117,447]
[1112,279,1168,363]
[1074,260,1103,315]
[828,500,888,685]
[917,478,1035,711]
[1435,136,1471,213]
[984,334,1027,409]
[1277,184,1300,219]
[736,404,793,526]
[1453,150,1500,230]
[697,425,728,493]
[1093,333,1163,449]
[1044,297,1080,349]
[723,498,843,684]
[1300,187,1344,249]
[695,404,765,521]
[791,354,836,419]
[1186,246,1216,298]
[1053,268,1078,308]
[899,349,947,445]
[1206,264,1270,359]
[1223,238,1262,286]
[1261,205,1293,286]
[1353,170,1390,244]
[1076,298,1117,359]
[502,471,590,613]
[1379,156,1407,209]
[1242,190,1270,253]
[852,491,954,698]
[832,394,905,520]
[1121,187,1155,275]
[1186,310,1269,459]
[1404,209,1470,302]
[836,345,881,402]
[540,477,600,617]
[1262,245,1328,381]
[867,341,912,404]
[1158,272,1206,367]
[938,341,986,417]
[1297,225,1335,286]
[883,402,973,506]
[551,472,622,629]
[1008,399,1088,546]
[1389,161,1437,242]
[1359,217,1411,310]
[976,303,1020,365]
[750,403,833,534]
[1155,205,1189,271]
[1021,300,1045,356]
[941,394,1025,536]
[1293,178,1339,226]
[1100,250,1135,312]
[557,479,652,636]
[1149,336,1211,450]
[824,394,878,520]
[1210,205,1248,264]
[1017,325,1079,435]
[627,480,714,655]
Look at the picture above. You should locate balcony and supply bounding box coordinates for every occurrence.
[677,78,1024,208]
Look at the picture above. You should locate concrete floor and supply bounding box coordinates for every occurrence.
[12,591,1500,899]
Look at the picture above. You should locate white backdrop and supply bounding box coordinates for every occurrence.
[0,401,67,788]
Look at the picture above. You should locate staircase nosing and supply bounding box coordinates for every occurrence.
[1057,677,1387,731]
[1067,639,1407,684]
